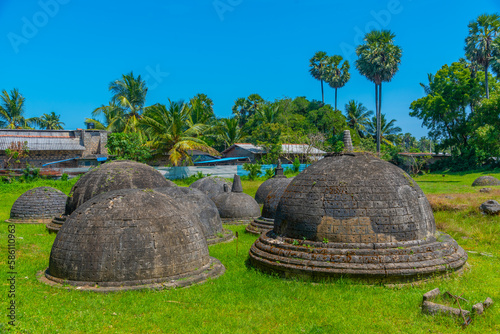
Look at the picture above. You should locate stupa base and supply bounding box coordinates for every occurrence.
[6,218,52,224]
[207,229,235,245]
[46,216,66,233]
[245,217,274,235]
[250,231,468,284]
[38,257,225,292]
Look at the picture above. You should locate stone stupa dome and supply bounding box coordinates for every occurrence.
[154,186,233,244]
[212,175,260,224]
[41,189,224,291]
[246,177,293,235]
[254,160,288,204]
[472,175,500,187]
[9,187,67,223]
[189,176,232,200]
[47,160,174,232]
[249,131,467,283]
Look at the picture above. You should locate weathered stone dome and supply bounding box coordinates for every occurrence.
[246,178,293,235]
[154,186,233,244]
[42,189,224,291]
[250,150,467,283]
[472,175,500,187]
[47,160,173,232]
[190,177,232,200]
[212,175,260,224]
[9,187,67,223]
[254,161,287,204]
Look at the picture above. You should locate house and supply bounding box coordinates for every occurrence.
[222,143,326,163]
[0,129,109,168]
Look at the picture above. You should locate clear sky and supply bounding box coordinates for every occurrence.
[1,0,499,139]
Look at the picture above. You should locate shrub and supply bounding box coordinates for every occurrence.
[61,173,69,181]
[243,163,262,180]
[292,158,300,173]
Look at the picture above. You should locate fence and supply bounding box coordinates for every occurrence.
[158,164,310,180]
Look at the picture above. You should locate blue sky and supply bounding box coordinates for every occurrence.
[1,0,499,139]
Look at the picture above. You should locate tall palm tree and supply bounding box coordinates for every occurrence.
[356,30,402,153]
[309,51,330,104]
[465,13,500,99]
[87,101,127,132]
[32,112,65,129]
[366,113,402,146]
[216,117,248,149]
[344,100,373,138]
[0,89,33,129]
[252,104,280,125]
[139,100,217,166]
[326,55,350,110]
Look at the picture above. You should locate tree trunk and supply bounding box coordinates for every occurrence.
[485,63,489,99]
[335,88,338,110]
[375,84,380,154]
[378,83,382,152]
[321,80,324,104]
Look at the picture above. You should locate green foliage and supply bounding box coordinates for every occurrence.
[22,163,40,182]
[61,173,69,181]
[31,111,64,130]
[106,132,152,163]
[4,141,29,168]
[292,157,300,172]
[243,163,262,180]
[333,140,344,153]
[264,167,275,179]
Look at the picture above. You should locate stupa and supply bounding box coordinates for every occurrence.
[189,176,232,200]
[154,186,234,244]
[40,189,224,291]
[212,175,260,224]
[249,131,467,283]
[254,160,288,204]
[246,177,293,235]
[47,160,173,232]
[472,175,500,187]
[8,187,67,223]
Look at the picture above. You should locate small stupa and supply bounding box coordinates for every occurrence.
[246,177,293,235]
[40,189,225,291]
[154,186,234,244]
[8,187,67,224]
[189,176,233,200]
[249,131,467,283]
[472,175,500,187]
[254,160,288,204]
[212,175,261,224]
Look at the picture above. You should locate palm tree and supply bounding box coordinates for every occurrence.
[465,13,500,99]
[87,101,127,132]
[326,55,350,110]
[0,89,33,129]
[366,113,402,146]
[189,93,216,125]
[356,30,402,153]
[215,117,248,149]
[32,112,65,129]
[139,100,217,166]
[252,104,280,125]
[309,51,330,104]
[344,100,373,138]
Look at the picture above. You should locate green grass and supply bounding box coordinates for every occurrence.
[0,172,499,333]
[413,170,500,194]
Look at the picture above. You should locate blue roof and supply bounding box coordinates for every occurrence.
[194,157,248,164]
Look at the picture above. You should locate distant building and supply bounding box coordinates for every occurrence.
[0,129,109,168]
[222,143,326,163]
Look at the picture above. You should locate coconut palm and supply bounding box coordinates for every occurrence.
[32,112,65,130]
[189,93,216,125]
[215,117,248,149]
[344,100,373,138]
[252,104,280,125]
[465,13,500,99]
[356,30,402,153]
[87,102,127,132]
[140,100,218,166]
[0,89,33,129]
[309,51,330,104]
[366,113,402,146]
[326,55,350,110]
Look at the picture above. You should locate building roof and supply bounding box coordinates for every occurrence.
[0,129,85,151]
[222,143,326,155]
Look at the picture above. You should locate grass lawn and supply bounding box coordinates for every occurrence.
[0,171,499,333]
